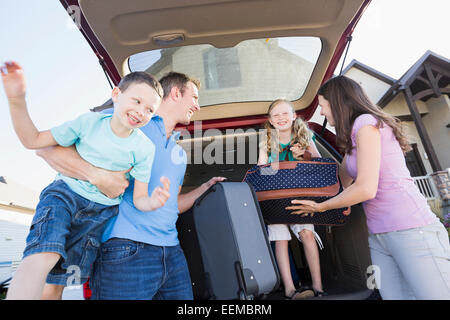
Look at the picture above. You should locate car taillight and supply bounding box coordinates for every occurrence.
[83,278,92,300]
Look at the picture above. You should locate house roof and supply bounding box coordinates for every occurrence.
[377,50,450,107]
[397,50,450,88]
[342,59,396,85]
[0,176,39,213]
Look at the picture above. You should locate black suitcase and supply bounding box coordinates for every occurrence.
[177,182,280,300]
[177,207,212,300]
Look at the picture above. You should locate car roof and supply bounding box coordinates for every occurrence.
[62,0,370,126]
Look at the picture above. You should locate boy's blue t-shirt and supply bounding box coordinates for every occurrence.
[101,114,187,246]
[50,112,155,206]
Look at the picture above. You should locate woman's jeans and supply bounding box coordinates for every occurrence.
[368,221,450,300]
[90,238,193,300]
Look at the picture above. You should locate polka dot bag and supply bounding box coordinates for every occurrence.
[243,158,351,225]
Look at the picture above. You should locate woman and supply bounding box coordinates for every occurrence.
[286,76,450,300]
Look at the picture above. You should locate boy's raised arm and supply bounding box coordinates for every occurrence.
[1,61,57,149]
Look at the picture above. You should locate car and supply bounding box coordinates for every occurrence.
[59,0,375,300]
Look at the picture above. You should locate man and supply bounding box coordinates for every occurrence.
[36,72,225,299]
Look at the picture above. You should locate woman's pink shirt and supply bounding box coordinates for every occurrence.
[345,114,438,234]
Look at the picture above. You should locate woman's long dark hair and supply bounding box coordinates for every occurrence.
[318,76,411,154]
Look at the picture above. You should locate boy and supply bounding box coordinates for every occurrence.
[1,61,171,299]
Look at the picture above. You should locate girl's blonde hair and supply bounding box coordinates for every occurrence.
[261,99,312,155]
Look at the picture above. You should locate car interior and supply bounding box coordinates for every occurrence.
[64,0,375,299]
[179,130,374,299]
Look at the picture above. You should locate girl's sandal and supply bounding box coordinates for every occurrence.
[313,290,329,297]
[284,287,315,300]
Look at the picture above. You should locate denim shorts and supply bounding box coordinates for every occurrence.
[23,180,118,286]
[90,238,193,300]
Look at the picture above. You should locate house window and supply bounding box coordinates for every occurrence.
[203,47,241,90]
[405,143,426,177]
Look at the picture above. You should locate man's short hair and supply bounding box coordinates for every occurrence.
[159,72,201,99]
[118,72,163,98]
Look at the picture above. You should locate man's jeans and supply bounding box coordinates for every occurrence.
[90,238,193,300]
[368,221,450,300]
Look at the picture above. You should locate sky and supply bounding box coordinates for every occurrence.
[0,0,449,193]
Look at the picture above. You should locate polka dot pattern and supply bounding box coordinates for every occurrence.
[243,159,350,226]
[259,197,350,226]
[244,159,338,192]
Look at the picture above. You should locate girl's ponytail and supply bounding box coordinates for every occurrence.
[262,120,279,156]
[292,117,312,150]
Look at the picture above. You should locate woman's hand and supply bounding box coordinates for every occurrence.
[285,199,327,217]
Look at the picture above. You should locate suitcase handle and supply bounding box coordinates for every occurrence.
[195,184,217,206]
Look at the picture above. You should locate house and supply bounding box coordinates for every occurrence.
[342,51,450,176]
[0,176,38,284]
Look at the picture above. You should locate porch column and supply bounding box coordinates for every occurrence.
[403,87,442,172]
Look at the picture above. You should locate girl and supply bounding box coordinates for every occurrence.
[258,99,327,299]
[287,76,450,300]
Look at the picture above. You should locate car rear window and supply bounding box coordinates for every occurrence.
[128,37,321,107]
